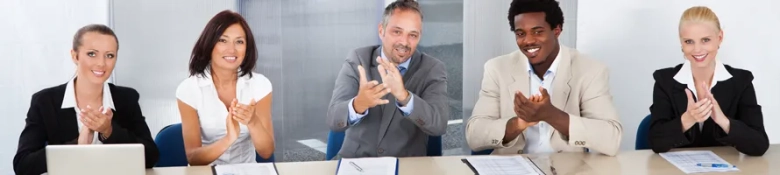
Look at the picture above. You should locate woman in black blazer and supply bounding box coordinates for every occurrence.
[648,6,769,156]
[13,24,159,175]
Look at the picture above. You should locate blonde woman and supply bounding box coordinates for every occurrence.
[648,6,768,156]
[13,24,159,175]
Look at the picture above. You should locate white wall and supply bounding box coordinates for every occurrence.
[110,0,237,137]
[0,0,109,173]
[577,0,780,150]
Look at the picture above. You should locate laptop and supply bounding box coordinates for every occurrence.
[46,144,146,175]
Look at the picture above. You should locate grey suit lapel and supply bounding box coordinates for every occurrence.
[370,47,395,143]
[401,51,423,81]
[372,47,424,143]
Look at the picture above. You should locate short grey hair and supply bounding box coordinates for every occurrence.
[381,0,423,29]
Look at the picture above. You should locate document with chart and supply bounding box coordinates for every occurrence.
[659,150,739,174]
[212,163,279,175]
[462,156,543,175]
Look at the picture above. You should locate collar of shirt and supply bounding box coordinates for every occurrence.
[673,59,733,91]
[196,68,251,92]
[380,46,412,71]
[61,77,115,111]
[526,45,563,78]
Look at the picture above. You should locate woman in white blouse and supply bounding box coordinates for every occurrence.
[176,10,275,165]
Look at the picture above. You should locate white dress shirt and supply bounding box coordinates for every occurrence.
[176,71,273,165]
[522,47,562,154]
[60,77,116,144]
[673,60,733,131]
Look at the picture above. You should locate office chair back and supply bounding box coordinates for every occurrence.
[154,123,274,167]
[471,149,494,155]
[154,124,188,167]
[326,131,442,160]
[636,114,652,150]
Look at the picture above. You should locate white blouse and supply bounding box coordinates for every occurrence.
[176,72,272,165]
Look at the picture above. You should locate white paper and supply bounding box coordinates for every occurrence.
[336,157,397,175]
[213,163,278,175]
[659,150,739,174]
[465,156,542,175]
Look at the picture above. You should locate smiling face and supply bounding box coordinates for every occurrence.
[513,12,561,65]
[210,23,247,72]
[378,9,422,64]
[679,21,723,68]
[70,32,118,85]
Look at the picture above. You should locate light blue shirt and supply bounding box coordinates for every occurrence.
[347,47,415,125]
[523,47,561,154]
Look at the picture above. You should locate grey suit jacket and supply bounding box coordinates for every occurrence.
[326,45,449,158]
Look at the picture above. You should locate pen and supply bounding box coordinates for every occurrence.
[349,161,364,172]
[696,163,736,168]
[550,166,558,175]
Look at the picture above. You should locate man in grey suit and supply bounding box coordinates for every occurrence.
[326,0,449,158]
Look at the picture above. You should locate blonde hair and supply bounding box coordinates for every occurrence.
[679,6,722,31]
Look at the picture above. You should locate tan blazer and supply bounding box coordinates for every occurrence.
[465,46,623,156]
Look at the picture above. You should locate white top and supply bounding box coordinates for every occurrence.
[522,46,562,154]
[176,72,273,165]
[673,60,732,131]
[61,77,116,144]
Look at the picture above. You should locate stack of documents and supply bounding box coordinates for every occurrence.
[212,163,279,175]
[462,156,542,175]
[659,150,739,174]
[336,157,398,175]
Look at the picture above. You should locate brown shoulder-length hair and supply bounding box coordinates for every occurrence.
[189,10,257,78]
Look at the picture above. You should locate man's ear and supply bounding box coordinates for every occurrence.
[378,23,385,39]
[553,25,562,37]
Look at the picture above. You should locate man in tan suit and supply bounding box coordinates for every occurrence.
[465,0,622,156]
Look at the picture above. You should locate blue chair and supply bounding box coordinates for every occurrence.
[154,124,187,167]
[427,136,442,156]
[325,131,345,160]
[635,115,652,150]
[471,149,494,155]
[325,131,443,160]
[154,123,274,167]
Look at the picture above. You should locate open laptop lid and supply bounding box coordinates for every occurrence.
[46,144,145,175]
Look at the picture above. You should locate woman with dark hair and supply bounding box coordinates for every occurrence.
[13,24,159,175]
[176,10,275,165]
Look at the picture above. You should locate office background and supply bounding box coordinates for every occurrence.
[0,0,776,174]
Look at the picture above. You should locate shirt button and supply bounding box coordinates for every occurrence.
[378,148,384,154]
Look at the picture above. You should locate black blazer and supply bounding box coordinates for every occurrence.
[648,64,769,156]
[13,83,159,175]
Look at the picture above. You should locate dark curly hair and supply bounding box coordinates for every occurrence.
[507,0,564,31]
